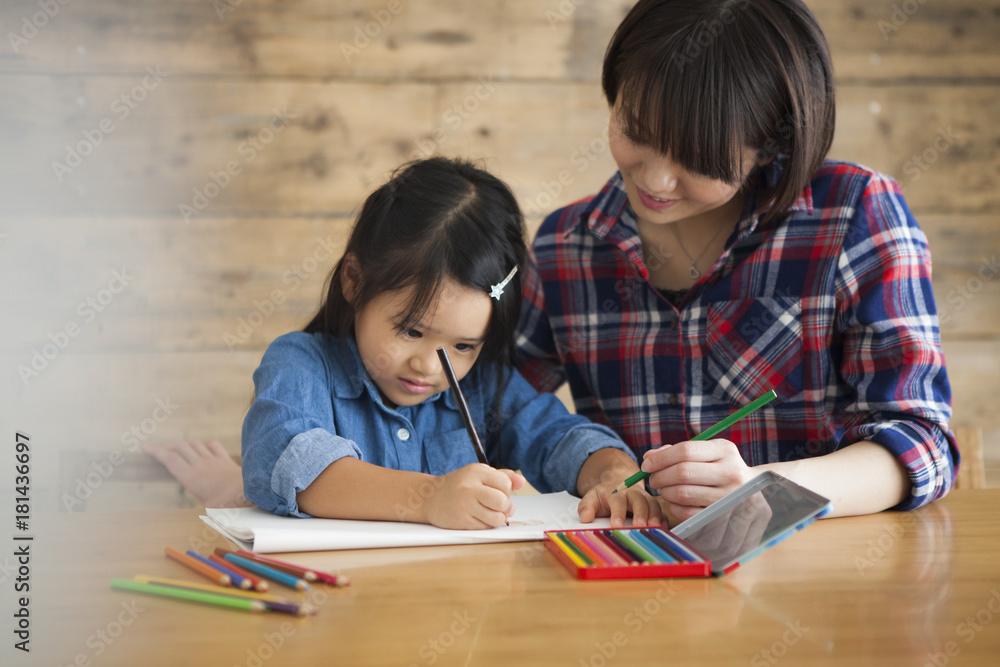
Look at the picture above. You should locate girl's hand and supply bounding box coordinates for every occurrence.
[424,464,526,530]
[641,439,757,521]
[577,477,663,529]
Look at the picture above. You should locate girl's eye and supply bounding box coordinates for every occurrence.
[401,328,422,339]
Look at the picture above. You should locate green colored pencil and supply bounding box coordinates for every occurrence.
[612,389,778,493]
[110,578,266,612]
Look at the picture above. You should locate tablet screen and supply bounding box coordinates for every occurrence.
[671,472,831,573]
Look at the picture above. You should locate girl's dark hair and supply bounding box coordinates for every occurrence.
[306,157,526,367]
[603,0,835,226]
[305,158,526,458]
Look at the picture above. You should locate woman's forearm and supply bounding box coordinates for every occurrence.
[758,440,911,517]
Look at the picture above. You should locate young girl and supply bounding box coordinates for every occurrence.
[241,157,660,529]
[515,0,958,519]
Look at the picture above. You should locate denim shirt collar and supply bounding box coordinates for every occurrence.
[326,333,456,411]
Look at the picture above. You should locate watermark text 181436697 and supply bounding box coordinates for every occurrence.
[13,431,33,653]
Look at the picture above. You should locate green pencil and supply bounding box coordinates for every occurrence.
[110,578,266,612]
[612,389,778,494]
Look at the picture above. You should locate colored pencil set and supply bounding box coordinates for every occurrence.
[110,547,349,615]
[545,527,711,580]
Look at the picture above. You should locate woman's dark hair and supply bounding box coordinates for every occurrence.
[602,0,835,226]
[305,158,526,459]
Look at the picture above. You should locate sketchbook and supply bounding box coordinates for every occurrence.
[200,491,611,553]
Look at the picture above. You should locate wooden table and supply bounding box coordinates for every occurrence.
[17,490,1000,666]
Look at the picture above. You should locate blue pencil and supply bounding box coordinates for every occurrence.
[224,553,310,591]
[629,530,677,563]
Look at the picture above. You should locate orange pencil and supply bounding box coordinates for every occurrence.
[208,553,269,592]
[164,546,230,586]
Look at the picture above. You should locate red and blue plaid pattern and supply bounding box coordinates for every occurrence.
[515,160,957,510]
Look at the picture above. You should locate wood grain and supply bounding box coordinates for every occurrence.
[2,1,997,80]
[24,491,1000,665]
[0,0,996,497]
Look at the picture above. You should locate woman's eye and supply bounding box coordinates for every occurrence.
[454,343,475,353]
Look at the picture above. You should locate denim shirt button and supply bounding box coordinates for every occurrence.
[396,428,411,441]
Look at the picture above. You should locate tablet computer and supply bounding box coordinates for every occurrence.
[671,470,833,575]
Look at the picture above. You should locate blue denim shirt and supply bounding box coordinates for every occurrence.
[241,332,634,517]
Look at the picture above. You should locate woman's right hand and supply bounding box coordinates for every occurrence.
[424,464,526,529]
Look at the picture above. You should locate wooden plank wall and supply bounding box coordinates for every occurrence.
[1,0,997,511]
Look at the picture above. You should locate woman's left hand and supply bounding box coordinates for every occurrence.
[641,439,758,521]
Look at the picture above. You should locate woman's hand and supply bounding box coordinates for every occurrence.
[641,439,757,521]
[424,464,526,530]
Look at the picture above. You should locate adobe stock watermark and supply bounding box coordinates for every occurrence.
[578,581,678,666]
[749,619,811,666]
[236,623,297,667]
[7,0,73,54]
[545,0,588,30]
[179,106,297,223]
[673,0,750,71]
[522,126,611,218]
[61,397,180,511]
[552,242,674,358]
[922,589,1000,667]
[878,0,931,40]
[53,599,145,667]
[51,66,169,183]
[17,268,134,385]
[340,0,412,63]
[408,610,478,667]
[902,126,958,183]
[409,75,500,160]
[213,0,244,22]
[939,254,1000,325]
[222,235,338,350]
[853,514,918,575]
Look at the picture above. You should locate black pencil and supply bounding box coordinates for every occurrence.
[436,347,489,465]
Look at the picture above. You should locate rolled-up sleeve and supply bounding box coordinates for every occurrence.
[835,177,958,509]
[241,334,363,516]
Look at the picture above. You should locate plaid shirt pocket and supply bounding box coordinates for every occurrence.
[703,298,804,406]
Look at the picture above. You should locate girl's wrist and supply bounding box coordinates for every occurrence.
[577,447,640,495]
[395,473,440,524]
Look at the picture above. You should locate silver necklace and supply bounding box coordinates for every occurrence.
[670,222,729,279]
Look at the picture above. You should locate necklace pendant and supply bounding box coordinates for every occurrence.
[689,265,701,280]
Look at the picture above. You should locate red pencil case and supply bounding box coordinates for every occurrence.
[545,472,833,581]
[544,527,712,580]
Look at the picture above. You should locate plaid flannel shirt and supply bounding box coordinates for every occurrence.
[515,159,957,510]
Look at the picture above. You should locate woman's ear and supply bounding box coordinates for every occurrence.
[340,253,362,302]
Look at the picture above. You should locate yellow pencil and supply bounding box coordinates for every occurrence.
[132,575,290,603]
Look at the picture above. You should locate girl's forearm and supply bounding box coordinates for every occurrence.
[296,457,438,522]
[576,447,641,496]
[758,440,911,518]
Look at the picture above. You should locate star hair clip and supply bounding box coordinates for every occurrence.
[489,266,518,300]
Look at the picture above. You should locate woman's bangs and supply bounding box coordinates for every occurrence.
[616,62,745,184]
